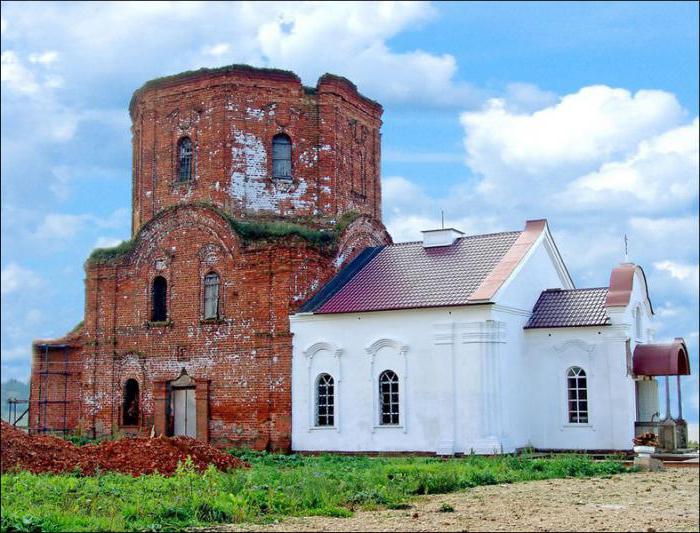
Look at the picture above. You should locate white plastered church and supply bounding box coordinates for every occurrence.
[289,219,691,455]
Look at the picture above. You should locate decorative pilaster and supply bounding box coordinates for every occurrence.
[461,320,506,453]
[433,322,456,455]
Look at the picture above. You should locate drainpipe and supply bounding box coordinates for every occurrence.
[676,375,683,420]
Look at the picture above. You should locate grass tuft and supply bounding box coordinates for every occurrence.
[0,453,630,531]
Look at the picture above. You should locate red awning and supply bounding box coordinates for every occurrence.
[633,338,691,376]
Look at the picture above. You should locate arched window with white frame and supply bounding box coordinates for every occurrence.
[379,370,399,425]
[315,373,335,427]
[567,366,588,424]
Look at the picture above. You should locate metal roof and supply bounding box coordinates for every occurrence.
[310,231,522,314]
[525,288,611,329]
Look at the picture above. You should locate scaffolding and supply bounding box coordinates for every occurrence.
[7,398,29,426]
[35,343,72,435]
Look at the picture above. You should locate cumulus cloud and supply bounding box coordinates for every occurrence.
[32,208,130,243]
[1,50,40,94]
[460,85,694,211]
[28,50,59,65]
[560,118,699,212]
[653,260,700,293]
[1,263,44,296]
[1,1,478,108]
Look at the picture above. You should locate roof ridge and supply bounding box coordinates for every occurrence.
[389,229,522,247]
[544,287,608,292]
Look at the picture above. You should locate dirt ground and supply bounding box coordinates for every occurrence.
[222,468,699,532]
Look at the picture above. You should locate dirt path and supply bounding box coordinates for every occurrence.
[222,468,699,532]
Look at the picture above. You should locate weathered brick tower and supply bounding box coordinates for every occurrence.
[29,65,391,449]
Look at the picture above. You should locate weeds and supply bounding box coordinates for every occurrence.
[1,453,629,532]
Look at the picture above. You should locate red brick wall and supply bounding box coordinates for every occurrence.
[29,66,391,449]
[130,67,383,234]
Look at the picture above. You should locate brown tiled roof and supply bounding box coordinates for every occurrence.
[310,231,522,314]
[525,288,611,329]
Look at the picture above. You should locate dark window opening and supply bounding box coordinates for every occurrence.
[272,134,292,179]
[177,137,193,182]
[123,379,140,425]
[316,373,335,427]
[152,276,168,321]
[379,370,399,425]
[203,272,220,319]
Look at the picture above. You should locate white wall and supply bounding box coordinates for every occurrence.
[290,239,644,454]
[524,327,635,450]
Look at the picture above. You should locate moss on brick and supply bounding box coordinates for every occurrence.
[86,239,137,266]
[129,64,301,116]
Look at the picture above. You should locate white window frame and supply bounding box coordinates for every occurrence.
[314,373,335,428]
[566,366,589,425]
[378,369,400,426]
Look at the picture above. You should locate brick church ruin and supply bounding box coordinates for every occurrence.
[29,65,391,450]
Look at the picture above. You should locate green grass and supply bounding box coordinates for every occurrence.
[1,452,631,532]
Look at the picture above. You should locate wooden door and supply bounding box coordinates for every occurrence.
[173,387,196,437]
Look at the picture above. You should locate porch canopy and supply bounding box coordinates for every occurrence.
[633,338,690,376]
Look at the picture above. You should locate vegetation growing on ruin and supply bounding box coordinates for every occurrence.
[86,239,137,266]
[84,205,364,266]
[129,64,301,116]
[1,453,630,532]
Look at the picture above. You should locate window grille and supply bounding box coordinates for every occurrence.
[272,134,292,179]
[203,272,220,319]
[379,370,399,425]
[315,373,334,426]
[123,379,139,425]
[567,366,588,423]
[177,137,193,182]
[151,276,168,321]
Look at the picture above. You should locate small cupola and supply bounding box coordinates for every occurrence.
[421,228,465,248]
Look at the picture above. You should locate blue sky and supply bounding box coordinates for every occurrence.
[1,1,698,430]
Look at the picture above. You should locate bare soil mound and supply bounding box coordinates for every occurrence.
[0,421,247,476]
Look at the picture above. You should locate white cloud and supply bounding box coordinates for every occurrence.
[1,263,44,296]
[203,43,231,57]
[32,208,130,243]
[460,85,692,210]
[29,50,59,65]
[653,260,700,293]
[1,1,480,108]
[94,236,123,249]
[1,50,40,94]
[561,118,699,212]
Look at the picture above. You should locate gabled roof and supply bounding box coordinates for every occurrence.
[525,288,611,329]
[301,230,523,314]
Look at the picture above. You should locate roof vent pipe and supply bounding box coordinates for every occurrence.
[421,228,465,248]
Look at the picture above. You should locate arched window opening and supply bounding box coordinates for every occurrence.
[379,370,399,425]
[151,276,168,322]
[123,379,140,425]
[567,367,588,424]
[203,272,220,320]
[272,134,292,179]
[315,373,335,427]
[177,137,193,182]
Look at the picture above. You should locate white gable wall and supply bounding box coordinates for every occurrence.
[490,235,570,450]
[290,236,642,454]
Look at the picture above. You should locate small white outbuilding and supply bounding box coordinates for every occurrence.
[290,219,691,455]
